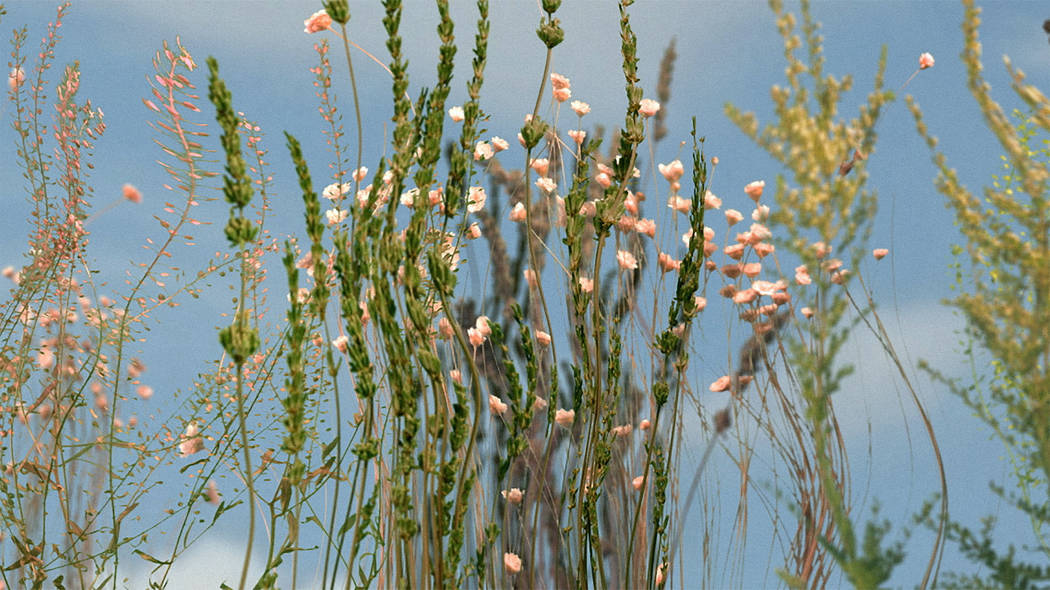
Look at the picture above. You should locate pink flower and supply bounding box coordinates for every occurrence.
[658,160,684,182]
[632,475,645,490]
[137,385,154,399]
[323,182,351,200]
[474,141,494,161]
[919,52,935,70]
[535,176,557,193]
[439,317,454,339]
[468,327,486,348]
[801,307,814,319]
[795,265,812,285]
[303,9,333,33]
[657,252,680,272]
[752,205,770,221]
[704,191,722,210]
[873,248,889,260]
[709,376,732,392]
[491,136,509,151]
[578,277,593,293]
[466,222,482,239]
[550,72,570,90]
[37,348,54,370]
[555,408,575,427]
[332,334,349,353]
[725,209,744,225]
[179,422,204,457]
[812,241,831,259]
[475,315,492,337]
[8,67,24,91]
[616,250,638,271]
[634,218,656,238]
[568,129,586,144]
[502,488,524,504]
[668,196,691,214]
[325,208,349,225]
[449,369,462,384]
[612,424,633,437]
[448,106,465,122]
[352,166,369,182]
[744,180,765,201]
[523,269,538,288]
[741,262,762,278]
[733,288,759,304]
[724,243,746,260]
[553,87,571,102]
[535,330,551,346]
[638,98,661,117]
[504,552,523,574]
[594,172,612,188]
[122,184,143,204]
[571,100,590,116]
[509,202,527,222]
[693,296,707,311]
[532,396,548,412]
[467,186,487,213]
[655,562,668,586]
[489,395,508,416]
[206,480,221,505]
[831,269,849,284]
[530,158,550,176]
[639,419,651,430]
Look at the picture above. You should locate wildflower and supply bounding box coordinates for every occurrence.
[206,480,221,505]
[553,87,571,102]
[812,241,831,259]
[568,129,586,144]
[752,205,770,221]
[725,209,744,225]
[474,141,494,161]
[509,202,527,222]
[704,191,722,209]
[693,296,707,311]
[332,334,349,353]
[578,277,593,293]
[656,562,669,585]
[438,317,454,339]
[741,262,762,278]
[638,98,660,117]
[37,348,54,370]
[550,72,570,90]
[179,422,204,457]
[669,196,691,214]
[594,172,611,188]
[122,184,143,204]
[352,166,369,182]
[524,269,538,288]
[635,218,656,238]
[466,222,482,239]
[467,186,487,213]
[616,250,638,271]
[709,376,732,392]
[795,265,812,285]
[612,424,633,437]
[502,488,524,504]
[831,269,849,284]
[658,160,684,182]
[303,9,332,33]
[571,100,590,116]
[632,476,645,490]
[639,419,651,430]
[555,408,575,427]
[724,243,746,260]
[733,288,759,304]
[491,136,509,152]
[744,180,765,201]
[535,330,551,346]
[325,208,348,225]
[468,327,485,348]
[657,252,680,272]
[448,105,465,122]
[801,307,814,318]
[535,176,557,193]
[489,395,508,416]
[504,552,523,574]
[8,67,24,91]
[530,157,550,176]
[137,385,154,400]
[532,397,548,412]
[919,52,935,70]
[873,248,889,260]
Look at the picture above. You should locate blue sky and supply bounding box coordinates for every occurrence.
[2,1,1049,587]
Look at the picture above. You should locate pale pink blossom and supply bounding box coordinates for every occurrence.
[919,52,935,70]
[749,223,772,241]
[475,315,492,337]
[206,480,221,505]
[509,202,527,222]
[693,296,707,311]
[639,419,651,430]
[474,141,494,161]
[612,424,633,437]
[37,348,54,370]
[323,182,351,200]
[352,166,369,182]
[568,129,586,144]
[579,200,597,217]
[751,280,779,296]
[742,262,762,278]
[524,269,539,288]
[438,317,454,339]
[795,265,812,285]
[467,186,487,213]
[724,243,746,260]
[658,160,684,182]
[616,250,638,271]
[325,208,349,225]
[491,136,509,151]
[617,215,636,232]
[704,191,722,210]
[468,327,485,348]
[821,258,843,273]
[578,277,593,293]
[623,192,639,215]
[489,395,508,416]
[669,195,691,214]
[179,422,204,457]
[304,9,332,33]
[137,385,154,400]
[502,488,524,504]
[752,205,770,221]
[535,176,557,193]
[504,552,523,574]
[772,291,791,305]
[634,218,656,238]
[812,241,831,259]
[709,376,732,392]
[744,180,765,201]
[831,269,849,284]
[638,98,661,117]
[535,330,551,346]
[725,209,744,225]
[332,335,349,353]
[122,184,143,204]
[448,105,465,122]
[801,307,814,319]
[655,562,669,586]
[733,288,759,304]
[657,252,680,272]
[532,397,548,412]
[530,158,550,176]
[550,72,570,90]
[466,222,482,239]
[555,408,575,427]
[873,248,889,260]
[8,67,24,91]
[594,172,612,188]
[449,369,462,384]
[571,100,590,116]
[553,87,571,102]
[632,475,645,490]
